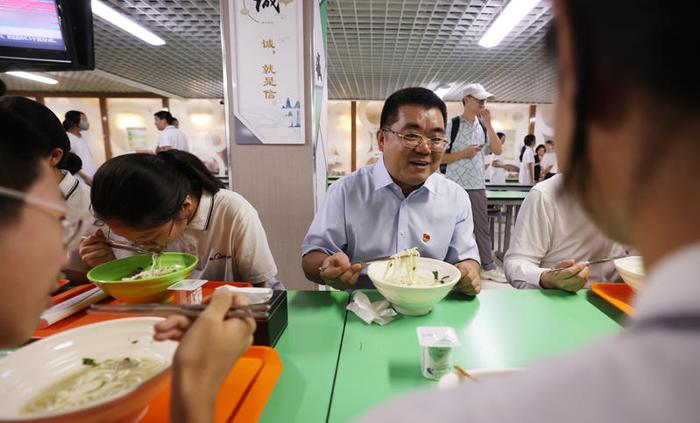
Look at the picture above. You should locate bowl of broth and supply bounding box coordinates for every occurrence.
[88,252,198,303]
[0,317,176,422]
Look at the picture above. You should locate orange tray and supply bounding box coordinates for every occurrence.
[142,346,282,423]
[34,281,253,338]
[591,283,636,316]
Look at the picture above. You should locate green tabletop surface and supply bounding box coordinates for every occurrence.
[327,289,623,423]
[260,291,350,423]
[486,190,530,200]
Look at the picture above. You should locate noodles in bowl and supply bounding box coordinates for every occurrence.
[23,357,167,415]
[0,318,177,423]
[368,249,461,316]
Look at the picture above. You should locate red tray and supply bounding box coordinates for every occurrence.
[591,282,636,316]
[142,346,282,422]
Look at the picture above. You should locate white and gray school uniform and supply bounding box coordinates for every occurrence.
[360,242,700,423]
[59,170,94,268]
[164,190,281,289]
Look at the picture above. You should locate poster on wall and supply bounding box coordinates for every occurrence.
[230,0,305,145]
[126,127,148,151]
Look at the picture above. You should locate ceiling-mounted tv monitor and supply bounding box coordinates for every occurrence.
[0,0,94,72]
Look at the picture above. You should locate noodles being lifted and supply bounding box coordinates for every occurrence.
[381,248,450,286]
[23,357,166,414]
[121,253,181,281]
[382,247,421,285]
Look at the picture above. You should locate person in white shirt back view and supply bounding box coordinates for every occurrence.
[518,134,536,184]
[63,110,98,183]
[154,110,189,152]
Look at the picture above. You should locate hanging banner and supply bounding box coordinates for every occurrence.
[230,0,305,144]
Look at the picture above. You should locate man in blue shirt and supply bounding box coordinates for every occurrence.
[301,87,481,295]
[442,83,507,283]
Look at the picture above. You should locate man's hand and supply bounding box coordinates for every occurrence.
[319,252,362,290]
[479,109,493,127]
[539,259,590,292]
[454,259,481,296]
[462,144,484,159]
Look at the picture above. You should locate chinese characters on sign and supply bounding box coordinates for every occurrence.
[262,40,277,100]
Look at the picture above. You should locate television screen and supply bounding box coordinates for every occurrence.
[0,0,73,64]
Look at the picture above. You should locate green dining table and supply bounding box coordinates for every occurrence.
[326,289,624,423]
[259,291,350,423]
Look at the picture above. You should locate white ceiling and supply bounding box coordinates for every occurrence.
[2,0,555,102]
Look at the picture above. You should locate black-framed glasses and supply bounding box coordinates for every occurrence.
[0,186,83,250]
[381,128,448,152]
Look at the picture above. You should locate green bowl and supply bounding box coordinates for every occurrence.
[87,253,199,303]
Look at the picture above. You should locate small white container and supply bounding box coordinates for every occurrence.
[417,326,461,380]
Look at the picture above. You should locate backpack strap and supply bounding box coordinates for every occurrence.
[447,116,460,153]
[440,116,461,174]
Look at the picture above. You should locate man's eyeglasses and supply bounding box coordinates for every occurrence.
[0,186,83,250]
[381,128,448,152]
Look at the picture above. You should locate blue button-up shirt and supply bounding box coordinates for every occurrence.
[302,159,480,288]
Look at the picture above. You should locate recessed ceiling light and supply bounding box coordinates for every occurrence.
[479,0,540,48]
[91,0,166,46]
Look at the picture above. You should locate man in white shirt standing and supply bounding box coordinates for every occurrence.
[441,83,506,283]
[154,110,189,152]
[504,174,626,291]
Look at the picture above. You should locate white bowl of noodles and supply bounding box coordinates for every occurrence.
[0,318,177,422]
[368,254,461,316]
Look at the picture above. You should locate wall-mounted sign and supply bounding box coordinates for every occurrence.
[229,0,305,144]
[126,127,148,151]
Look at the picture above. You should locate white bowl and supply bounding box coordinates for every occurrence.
[614,256,645,292]
[368,257,461,316]
[0,317,177,422]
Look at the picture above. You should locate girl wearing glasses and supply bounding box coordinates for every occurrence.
[79,150,281,289]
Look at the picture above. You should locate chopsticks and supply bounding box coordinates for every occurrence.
[453,365,477,381]
[585,253,629,266]
[88,302,270,320]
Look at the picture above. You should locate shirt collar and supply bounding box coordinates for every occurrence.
[371,158,438,194]
[633,242,700,321]
[187,191,216,231]
[460,115,479,127]
[58,170,80,200]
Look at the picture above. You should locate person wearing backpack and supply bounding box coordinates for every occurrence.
[441,83,506,283]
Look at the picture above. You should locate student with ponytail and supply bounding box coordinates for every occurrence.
[79,150,281,289]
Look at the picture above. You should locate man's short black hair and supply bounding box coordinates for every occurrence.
[380,87,447,129]
[497,132,506,139]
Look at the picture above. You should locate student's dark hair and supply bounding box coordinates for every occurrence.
[519,134,536,161]
[91,150,224,228]
[545,139,554,146]
[551,1,699,204]
[59,152,83,175]
[0,106,48,228]
[154,110,175,125]
[496,132,506,140]
[0,96,70,167]
[380,87,447,129]
[63,110,82,131]
[0,79,6,96]
[536,144,546,153]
